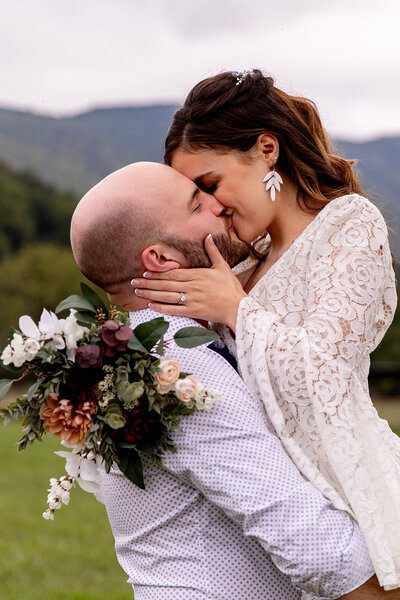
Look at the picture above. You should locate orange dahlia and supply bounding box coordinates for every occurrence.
[39,393,97,445]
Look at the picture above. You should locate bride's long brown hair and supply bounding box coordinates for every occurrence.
[164,69,364,209]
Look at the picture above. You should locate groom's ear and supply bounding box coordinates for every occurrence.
[141,244,187,272]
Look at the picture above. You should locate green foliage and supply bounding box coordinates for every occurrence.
[0,162,78,261]
[371,298,400,362]
[0,243,106,348]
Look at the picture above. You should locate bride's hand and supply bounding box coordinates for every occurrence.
[130,234,247,331]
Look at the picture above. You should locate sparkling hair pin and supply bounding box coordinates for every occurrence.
[232,70,254,85]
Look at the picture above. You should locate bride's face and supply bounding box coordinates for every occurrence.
[171,148,275,244]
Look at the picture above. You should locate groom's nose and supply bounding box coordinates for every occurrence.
[201,191,225,216]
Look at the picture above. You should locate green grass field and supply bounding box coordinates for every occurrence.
[1,391,399,600]
[0,421,132,600]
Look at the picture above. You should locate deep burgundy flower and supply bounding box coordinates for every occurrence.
[123,406,162,445]
[75,344,103,369]
[98,320,133,357]
[59,365,102,409]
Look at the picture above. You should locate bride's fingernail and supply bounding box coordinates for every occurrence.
[130,279,139,286]
[143,271,152,279]
[207,234,214,243]
[134,289,142,296]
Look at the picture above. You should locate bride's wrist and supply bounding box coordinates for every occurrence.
[226,293,247,333]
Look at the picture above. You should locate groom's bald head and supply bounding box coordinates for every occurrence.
[71,162,173,294]
[71,161,249,306]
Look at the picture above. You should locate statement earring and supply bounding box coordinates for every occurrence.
[263,160,283,202]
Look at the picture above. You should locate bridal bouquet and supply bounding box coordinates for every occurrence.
[0,284,220,519]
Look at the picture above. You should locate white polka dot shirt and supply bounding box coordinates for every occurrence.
[101,310,374,599]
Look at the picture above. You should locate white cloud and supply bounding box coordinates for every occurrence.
[0,0,399,139]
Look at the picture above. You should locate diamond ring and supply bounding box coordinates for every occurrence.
[177,292,186,305]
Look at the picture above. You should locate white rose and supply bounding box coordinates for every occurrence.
[1,345,13,365]
[43,509,54,520]
[10,333,25,352]
[10,351,26,368]
[175,375,199,403]
[155,358,181,394]
[24,338,41,361]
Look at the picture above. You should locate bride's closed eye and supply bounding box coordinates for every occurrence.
[198,181,219,194]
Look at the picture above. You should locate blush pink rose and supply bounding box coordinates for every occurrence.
[175,375,199,403]
[155,358,180,394]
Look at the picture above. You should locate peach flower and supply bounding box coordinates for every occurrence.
[39,392,97,445]
[155,357,180,394]
[175,375,199,403]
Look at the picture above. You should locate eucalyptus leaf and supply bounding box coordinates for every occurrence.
[134,318,169,351]
[118,448,145,489]
[55,295,96,315]
[174,327,219,348]
[0,379,13,401]
[27,380,42,403]
[80,282,108,313]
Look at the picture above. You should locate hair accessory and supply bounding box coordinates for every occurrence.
[232,70,254,85]
[263,168,283,202]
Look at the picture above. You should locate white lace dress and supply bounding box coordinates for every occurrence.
[219,194,400,590]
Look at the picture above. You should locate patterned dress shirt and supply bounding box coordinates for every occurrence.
[101,310,374,600]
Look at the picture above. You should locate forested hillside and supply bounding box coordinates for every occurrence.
[0,162,93,348]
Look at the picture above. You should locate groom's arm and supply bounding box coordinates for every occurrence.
[163,346,374,599]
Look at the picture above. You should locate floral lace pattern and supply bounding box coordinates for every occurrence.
[230,194,400,590]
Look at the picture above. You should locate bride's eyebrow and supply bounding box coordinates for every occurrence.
[194,171,214,184]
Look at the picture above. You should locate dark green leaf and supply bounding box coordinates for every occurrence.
[0,359,22,375]
[127,335,148,354]
[55,294,96,315]
[134,318,169,351]
[0,379,13,401]
[74,311,98,325]
[174,327,219,348]
[116,441,137,449]
[117,448,145,489]
[8,326,19,339]
[80,283,108,313]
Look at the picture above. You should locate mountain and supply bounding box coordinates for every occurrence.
[0,104,399,255]
[0,105,177,195]
[336,138,400,257]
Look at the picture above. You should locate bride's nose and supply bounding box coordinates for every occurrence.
[204,193,225,216]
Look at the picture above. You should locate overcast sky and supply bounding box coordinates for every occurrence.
[1,0,399,140]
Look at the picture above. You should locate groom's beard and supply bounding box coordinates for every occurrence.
[164,231,249,268]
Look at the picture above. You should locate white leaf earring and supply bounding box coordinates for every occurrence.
[262,158,283,202]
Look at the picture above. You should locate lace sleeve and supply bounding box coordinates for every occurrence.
[235,197,400,590]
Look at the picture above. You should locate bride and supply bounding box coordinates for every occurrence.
[132,69,400,590]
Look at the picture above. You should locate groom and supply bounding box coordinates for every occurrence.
[71,162,386,599]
